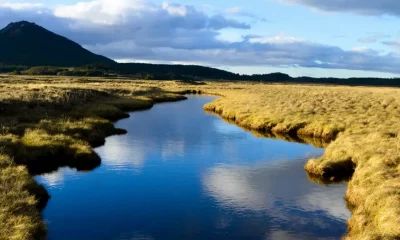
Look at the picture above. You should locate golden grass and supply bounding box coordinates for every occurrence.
[2,75,400,239]
[0,154,47,240]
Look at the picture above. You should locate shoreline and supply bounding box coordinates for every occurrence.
[203,93,400,239]
[204,109,332,149]
[0,81,187,239]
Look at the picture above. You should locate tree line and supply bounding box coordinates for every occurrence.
[1,63,400,87]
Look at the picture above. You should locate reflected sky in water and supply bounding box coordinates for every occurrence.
[36,96,349,240]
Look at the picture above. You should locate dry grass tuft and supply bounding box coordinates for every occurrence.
[0,154,47,240]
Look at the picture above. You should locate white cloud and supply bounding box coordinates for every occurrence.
[351,47,369,53]
[54,0,153,25]
[247,33,305,44]
[276,0,400,17]
[162,2,187,16]
[0,2,43,10]
[53,0,249,29]
[223,6,268,22]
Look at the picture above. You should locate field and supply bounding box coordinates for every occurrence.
[1,75,400,239]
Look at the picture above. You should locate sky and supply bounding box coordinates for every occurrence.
[1,0,400,78]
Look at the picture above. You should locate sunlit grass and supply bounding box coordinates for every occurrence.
[0,154,47,240]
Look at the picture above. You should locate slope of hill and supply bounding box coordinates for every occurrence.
[0,21,115,66]
[116,63,242,80]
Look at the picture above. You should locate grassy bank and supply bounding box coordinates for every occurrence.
[2,76,400,239]
[202,83,400,239]
[0,154,48,240]
[0,76,187,239]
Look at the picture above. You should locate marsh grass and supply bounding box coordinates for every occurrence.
[0,154,48,240]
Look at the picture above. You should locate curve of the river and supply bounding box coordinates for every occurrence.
[36,96,349,240]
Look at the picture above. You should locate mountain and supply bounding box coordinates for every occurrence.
[0,21,115,66]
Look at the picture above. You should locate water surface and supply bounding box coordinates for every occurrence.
[36,96,349,240]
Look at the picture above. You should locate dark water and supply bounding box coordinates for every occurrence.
[36,96,349,240]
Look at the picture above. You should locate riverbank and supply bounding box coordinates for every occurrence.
[202,84,400,239]
[0,76,186,239]
[2,76,400,239]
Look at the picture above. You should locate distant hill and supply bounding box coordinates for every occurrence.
[116,63,242,80]
[0,21,115,66]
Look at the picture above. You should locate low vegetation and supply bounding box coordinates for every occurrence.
[0,154,48,240]
[1,75,400,239]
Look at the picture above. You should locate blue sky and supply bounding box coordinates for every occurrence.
[2,0,400,78]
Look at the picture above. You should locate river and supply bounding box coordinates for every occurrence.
[36,95,349,240]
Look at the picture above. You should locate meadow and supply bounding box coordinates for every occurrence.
[1,75,399,239]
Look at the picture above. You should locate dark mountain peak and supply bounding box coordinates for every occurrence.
[0,21,115,67]
[7,20,36,28]
[0,21,37,35]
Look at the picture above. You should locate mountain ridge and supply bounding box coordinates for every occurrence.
[0,21,115,67]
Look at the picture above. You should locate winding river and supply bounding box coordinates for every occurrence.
[36,96,349,240]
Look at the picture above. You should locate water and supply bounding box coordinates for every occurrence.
[36,96,350,240]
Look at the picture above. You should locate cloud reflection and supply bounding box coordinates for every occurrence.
[37,168,79,188]
[39,171,65,187]
[202,158,350,236]
[95,138,147,170]
[204,164,273,212]
[96,136,187,170]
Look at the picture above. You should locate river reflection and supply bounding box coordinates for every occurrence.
[203,160,350,236]
[36,96,349,240]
